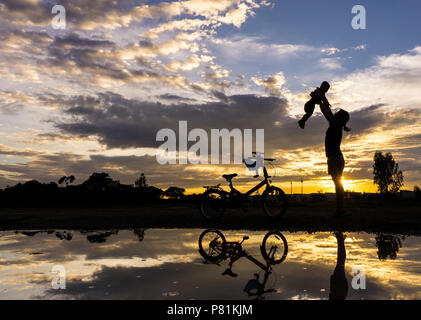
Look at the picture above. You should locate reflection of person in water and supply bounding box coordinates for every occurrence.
[329,232,348,300]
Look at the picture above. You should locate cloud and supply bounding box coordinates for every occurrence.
[321,47,342,56]
[330,46,421,111]
[166,54,202,72]
[0,0,266,31]
[0,90,34,114]
[319,57,343,70]
[211,36,315,61]
[353,44,367,51]
[251,71,286,96]
[50,92,289,150]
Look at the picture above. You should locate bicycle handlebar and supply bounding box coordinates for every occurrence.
[247,152,276,162]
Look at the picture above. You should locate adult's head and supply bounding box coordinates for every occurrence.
[334,109,350,127]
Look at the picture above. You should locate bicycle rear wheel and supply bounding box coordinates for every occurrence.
[198,229,227,261]
[261,231,288,264]
[200,189,227,220]
[261,186,288,218]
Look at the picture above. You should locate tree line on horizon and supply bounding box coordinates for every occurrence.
[0,172,189,207]
[0,151,419,207]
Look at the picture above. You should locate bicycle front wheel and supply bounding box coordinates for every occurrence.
[198,229,227,261]
[261,231,288,264]
[261,186,288,218]
[200,189,227,220]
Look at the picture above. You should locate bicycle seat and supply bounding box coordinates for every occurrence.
[222,173,237,181]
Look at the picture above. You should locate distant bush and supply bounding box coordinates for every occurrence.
[415,185,421,199]
[309,190,327,201]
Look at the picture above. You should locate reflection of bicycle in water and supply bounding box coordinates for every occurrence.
[200,156,288,220]
[198,229,288,299]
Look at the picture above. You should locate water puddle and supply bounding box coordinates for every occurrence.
[0,229,420,299]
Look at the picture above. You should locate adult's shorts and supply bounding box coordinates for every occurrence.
[327,154,345,177]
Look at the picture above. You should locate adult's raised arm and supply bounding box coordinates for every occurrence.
[320,101,335,123]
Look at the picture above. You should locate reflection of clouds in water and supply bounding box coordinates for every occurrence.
[0,229,420,299]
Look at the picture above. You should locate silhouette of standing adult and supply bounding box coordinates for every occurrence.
[319,101,350,216]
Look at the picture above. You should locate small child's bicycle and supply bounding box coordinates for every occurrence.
[200,157,288,220]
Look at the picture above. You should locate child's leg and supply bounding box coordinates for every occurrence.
[298,101,315,128]
[303,100,316,120]
[300,112,312,123]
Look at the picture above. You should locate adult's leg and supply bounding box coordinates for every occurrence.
[331,174,344,212]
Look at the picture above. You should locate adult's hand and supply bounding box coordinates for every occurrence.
[320,101,335,123]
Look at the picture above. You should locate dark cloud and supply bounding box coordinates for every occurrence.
[52,92,290,150]
[157,94,198,103]
[0,101,24,114]
[44,93,421,156]
[52,33,115,48]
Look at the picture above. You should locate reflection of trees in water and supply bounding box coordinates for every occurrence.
[15,230,55,237]
[55,231,72,240]
[11,229,146,243]
[15,230,72,241]
[80,230,119,243]
[131,228,146,242]
[81,229,146,243]
[375,234,403,260]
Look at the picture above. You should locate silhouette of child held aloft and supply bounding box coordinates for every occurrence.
[298,81,331,129]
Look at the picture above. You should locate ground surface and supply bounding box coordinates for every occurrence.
[0,201,420,235]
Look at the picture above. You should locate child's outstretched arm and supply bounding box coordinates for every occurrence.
[322,95,330,107]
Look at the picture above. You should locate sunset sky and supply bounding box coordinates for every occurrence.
[1,0,421,193]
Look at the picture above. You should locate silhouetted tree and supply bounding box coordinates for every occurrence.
[82,172,118,191]
[143,186,164,199]
[58,175,75,186]
[164,186,185,199]
[134,173,147,188]
[373,152,403,194]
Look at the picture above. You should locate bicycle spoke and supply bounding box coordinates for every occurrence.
[262,187,286,218]
[201,191,226,220]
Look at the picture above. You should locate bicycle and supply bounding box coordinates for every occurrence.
[198,229,288,299]
[200,156,288,220]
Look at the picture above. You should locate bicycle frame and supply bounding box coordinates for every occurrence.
[228,166,272,197]
[244,253,270,271]
[224,240,271,271]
